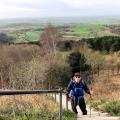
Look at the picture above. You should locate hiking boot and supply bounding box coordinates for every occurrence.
[75,111,78,114]
[83,111,87,115]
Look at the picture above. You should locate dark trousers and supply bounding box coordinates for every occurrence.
[71,96,87,114]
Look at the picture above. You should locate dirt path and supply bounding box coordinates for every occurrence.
[54,94,120,120]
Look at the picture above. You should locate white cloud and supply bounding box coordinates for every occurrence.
[59,0,120,8]
[0,0,50,18]
[60,0,98,8]
[0,0,120,19]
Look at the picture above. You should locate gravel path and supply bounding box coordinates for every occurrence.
[54,94,120,120]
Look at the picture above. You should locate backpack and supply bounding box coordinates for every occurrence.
[71,80,84,97]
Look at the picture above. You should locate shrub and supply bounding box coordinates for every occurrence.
[91,100,120,116]
[0,33,14,43]
[67,51,91,75]
[45,62,71,89]
[81,36,120,53]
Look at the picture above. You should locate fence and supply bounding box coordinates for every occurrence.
[0,89,72,120]
[92,65,120,77]
[0,67,120,120]
[89,66,120,101]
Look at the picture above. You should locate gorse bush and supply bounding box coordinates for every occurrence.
[67,51,91,75]
[67,52,86,67]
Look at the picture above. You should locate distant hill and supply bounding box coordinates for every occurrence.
[0,16,120,27]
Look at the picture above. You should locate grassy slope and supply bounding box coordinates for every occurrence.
[64,24,118,37]
[0,94,76,120]
[0,23,43,42]
[91,100,120,116]
[4,30,42,43]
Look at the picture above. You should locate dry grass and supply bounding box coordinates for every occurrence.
[105,52,120,67]
[0,94,59,114]
[0,44,68,90]
[0,44,62,119]
[92,73,120,101]
[0,44,41,62]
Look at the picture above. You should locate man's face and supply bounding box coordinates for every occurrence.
[74,75,81,83]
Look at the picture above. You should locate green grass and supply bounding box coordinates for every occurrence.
[64,24,118,37]
[4,30,42,43]
[62,110,76,120]
[90,19,120,25]
[25,31,42,42]
[91,100,120,116]
[0,110,76,120]
[2,23,120,42]
[65,24,101,37]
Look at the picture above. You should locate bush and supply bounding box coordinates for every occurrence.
[67,52,91,75]
[57,41,73,51]
[0,33,14,43]
[91,100,120,116]
[45,62,71,89]
[104,101,120,116]
[81,36,120,53]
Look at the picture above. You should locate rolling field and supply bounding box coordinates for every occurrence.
[64,24,119,37]
[0,18,120,42]
[25,31,42,41]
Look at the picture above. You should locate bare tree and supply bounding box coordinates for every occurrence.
[40,24,63,89]
[40,24,62,56]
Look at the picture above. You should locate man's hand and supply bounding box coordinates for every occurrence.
[90,89,93,95]
[89,89,93,99]
[90,91,93,95]
[66,94,71,101]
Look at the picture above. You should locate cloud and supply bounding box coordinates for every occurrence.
[60,0,98,8]
[0,0,71,18]
[0,0,120,18]
[59,0,120,8]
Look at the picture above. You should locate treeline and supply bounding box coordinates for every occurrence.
[81,36,120,53]
[104,25,120,34]
[0,32,14,43]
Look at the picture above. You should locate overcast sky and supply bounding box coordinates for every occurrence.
[0,0,120,19]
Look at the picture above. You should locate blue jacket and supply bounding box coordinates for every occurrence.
[66,79,90,97]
